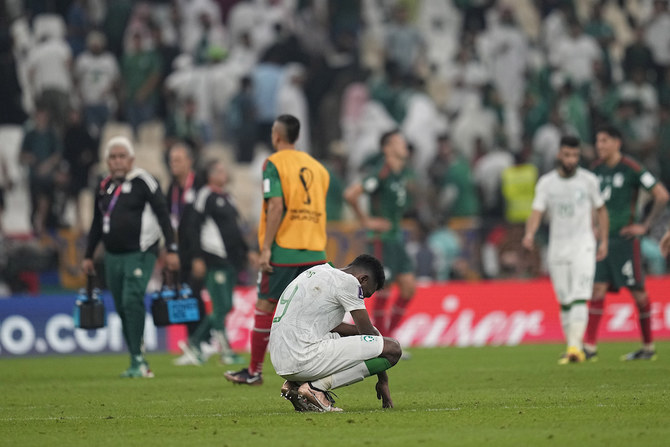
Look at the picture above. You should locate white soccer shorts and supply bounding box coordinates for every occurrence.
[548,246,596,305]
[280,333,384,382]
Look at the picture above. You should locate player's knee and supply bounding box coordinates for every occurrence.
[381,337,402,366]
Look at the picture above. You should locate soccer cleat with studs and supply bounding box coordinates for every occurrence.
[223,368,263,385]
[297,382,343,412]
[620,349,657,361]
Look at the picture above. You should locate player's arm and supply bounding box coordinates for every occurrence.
[522,209,543,251]
[660,228,670,257]
[259,161,284,273]
[259,196,283,272]
[349,308,393,409]
[344,182,390,232]
[621,179,669,237]
[342,309,380,336]
[595,204,609,261]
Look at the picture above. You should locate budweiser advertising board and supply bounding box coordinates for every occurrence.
[167,276,670,351]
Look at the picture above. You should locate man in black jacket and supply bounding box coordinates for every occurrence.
[177,159,250,365]
[82,136,179,378]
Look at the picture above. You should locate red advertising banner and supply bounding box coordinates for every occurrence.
[166,276,670,351]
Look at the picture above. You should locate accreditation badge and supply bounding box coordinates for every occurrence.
[103,215,110,234]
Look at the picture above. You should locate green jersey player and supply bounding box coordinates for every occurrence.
[345,130,416,338]
[585,126,669,361]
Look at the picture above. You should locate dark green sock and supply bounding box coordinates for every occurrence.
[364,357,392,375]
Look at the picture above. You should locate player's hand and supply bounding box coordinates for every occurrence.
[165,252,180,272]
[619,223,647,238]
[81,258,96,276]
[364,217,391,232]
[376,380,393,409]
[660,230,670,257]
[521,234,534,251]
[258,248,273,273]
[192,258,206,279]
[247,251,259,270]
[596,241,608,262]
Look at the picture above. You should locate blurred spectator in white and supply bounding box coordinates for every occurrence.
[619,67,660,139]
[339,82,396,178]
[416,0,461,76]
[121,31,162,134]
[227,75,257,163]
[74,31,119,139]
[451,95,497,163]
[25,28,73,135]
[225,31,258,78]
[472,139,513,218]
[66,0,90,57]
[251,49,284,150]
[532,107,563,174]
[384,3,425,78]
[401,86,448,176]
[442,44,489,118]
[542,0,572,62]
[277,63,310,152]
[644,0,670,85]
[477,6,528,149]
[191,11,228,66]
[19,106,62,235]
[551,19,601,90]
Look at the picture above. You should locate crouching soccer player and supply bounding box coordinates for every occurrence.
[268,254,402,412]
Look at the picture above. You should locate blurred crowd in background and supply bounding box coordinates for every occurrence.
[1,0,670,296]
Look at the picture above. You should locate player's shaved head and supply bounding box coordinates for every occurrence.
[274,114,301,144]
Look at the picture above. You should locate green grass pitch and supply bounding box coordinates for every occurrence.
[1,342,668,447]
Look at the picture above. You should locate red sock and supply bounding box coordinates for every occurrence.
[638,302,653,345]
[249,309,273,375]
[371,291,390,334]
[584,299,605,346]
[388,298,411,334]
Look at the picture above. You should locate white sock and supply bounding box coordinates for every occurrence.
[211,330,233,355]
[313,362,370,390]
[560,308,570,348]
[568,302,588,349]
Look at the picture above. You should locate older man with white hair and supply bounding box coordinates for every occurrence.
[82,136,179,378]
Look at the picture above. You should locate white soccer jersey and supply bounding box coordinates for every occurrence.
[532,167,604,260]
[269,263,367,375]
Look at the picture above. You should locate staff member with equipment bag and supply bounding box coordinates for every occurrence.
[82,136,179,378]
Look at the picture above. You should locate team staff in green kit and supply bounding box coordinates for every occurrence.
[82,136,179,378]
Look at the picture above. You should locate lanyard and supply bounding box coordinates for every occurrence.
[171,171,194,220]
[105,182,123,218]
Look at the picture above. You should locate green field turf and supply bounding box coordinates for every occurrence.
[1,342,668,447]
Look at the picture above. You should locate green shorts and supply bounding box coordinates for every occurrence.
[257,263,325,302]
[368,238,413,283]
[595,236,645,291]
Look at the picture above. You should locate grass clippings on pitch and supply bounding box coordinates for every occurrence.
[1,342,668,447]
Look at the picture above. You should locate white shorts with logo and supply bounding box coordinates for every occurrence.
[278,333,384,382]
[548,245,596,305]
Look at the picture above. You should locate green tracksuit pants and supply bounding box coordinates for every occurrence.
[104,250,156,362]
